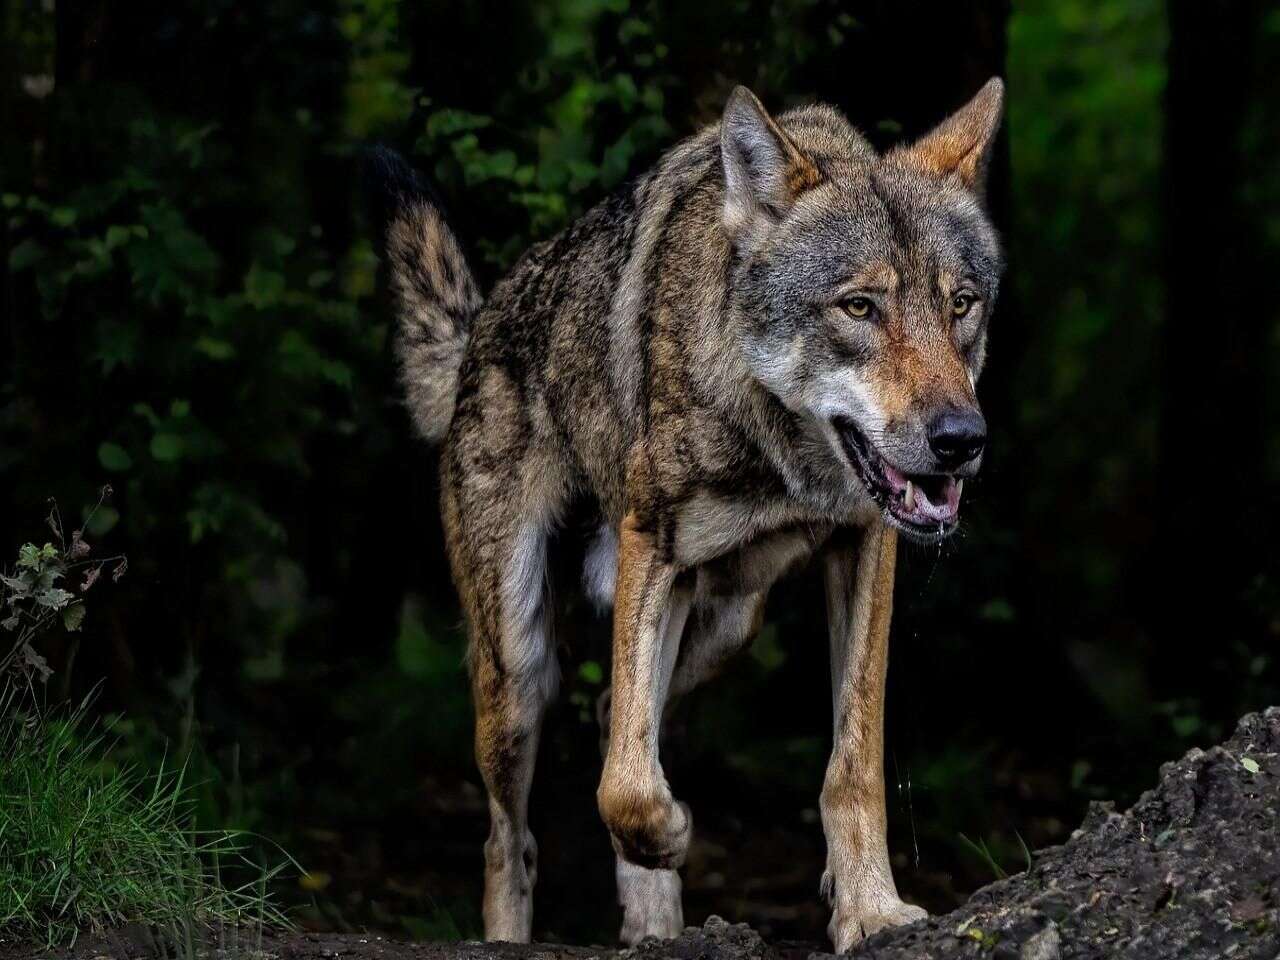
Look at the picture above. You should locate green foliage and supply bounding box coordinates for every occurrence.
[7,117,374,563]
[1007,0,1167,567]
[0,501,289,945]
[0,689,286,946]
[414,0,673,266]
[1,495,125,684]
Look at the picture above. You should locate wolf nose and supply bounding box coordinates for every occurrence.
[928,409,986,467]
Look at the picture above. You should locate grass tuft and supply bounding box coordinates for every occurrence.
[0,686,288,947]
[957,831,1009,881]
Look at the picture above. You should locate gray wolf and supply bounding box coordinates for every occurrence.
[367,78,1004,951]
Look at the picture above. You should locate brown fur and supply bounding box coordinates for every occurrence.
[370,79,1006,949]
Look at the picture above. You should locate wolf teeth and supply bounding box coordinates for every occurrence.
[956,478,964,499]
[903,481,916,511]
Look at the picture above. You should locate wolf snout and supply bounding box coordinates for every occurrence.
[927,407,986,469]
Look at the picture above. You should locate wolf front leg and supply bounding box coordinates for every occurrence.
[598,588,761,943]
[598,511,693,942]
[820,522,926,952]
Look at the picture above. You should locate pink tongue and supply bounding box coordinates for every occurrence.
[913,478,960,523]
[882,464,961,523]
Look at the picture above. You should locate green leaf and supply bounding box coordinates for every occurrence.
[97,441,133,472]
[578,660,604,684]
[62,603,86,632]
[150,433,185,462]
[104,224,136,250]
[133,402,160,427]
[8,239,46,272]
[1241,757,1261,774]
[194,336,235,359]
[36,587,74,610]
[17,544,54,570]
[1,574,30,597]
[269,232,297,257]
[618,17,652,42]
[244,262,286,308]
[21,643,52,682]
[425,109,492,139]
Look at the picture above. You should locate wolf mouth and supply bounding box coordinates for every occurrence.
[833,417,963,540]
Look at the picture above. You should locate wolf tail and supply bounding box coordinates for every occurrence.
[364,147,480,444]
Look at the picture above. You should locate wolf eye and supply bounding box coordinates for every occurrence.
[842,297,874,320]
[951,293,978,318]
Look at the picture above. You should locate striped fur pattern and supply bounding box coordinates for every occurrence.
[370,79,1004,950]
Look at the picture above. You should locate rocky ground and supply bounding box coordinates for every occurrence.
[5,708,1277,960]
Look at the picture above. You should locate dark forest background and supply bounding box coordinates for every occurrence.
[2,0,1278,946]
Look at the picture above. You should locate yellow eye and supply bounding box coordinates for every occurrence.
[952,293,977,318]
[843,297,873,320]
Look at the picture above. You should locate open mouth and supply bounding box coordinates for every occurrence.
[834,417,964,539]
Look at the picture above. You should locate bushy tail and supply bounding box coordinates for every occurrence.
[364,147,480,444]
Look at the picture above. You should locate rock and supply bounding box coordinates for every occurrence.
[625,917,772,960]
[1018,922,1060,960]
[828,707,1280,959]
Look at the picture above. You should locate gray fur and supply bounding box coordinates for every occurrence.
[372,79,1005,949]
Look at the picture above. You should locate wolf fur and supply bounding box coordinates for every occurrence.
[365,146,481,442]
[369,79,1004,951]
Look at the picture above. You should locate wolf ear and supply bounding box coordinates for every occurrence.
[721,86,821,245]
[891,78,1004,195]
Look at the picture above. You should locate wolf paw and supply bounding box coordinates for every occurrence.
[482,829,537,943]
[829,899,927,953]
[599,784,692,870]
[617,860,683,945]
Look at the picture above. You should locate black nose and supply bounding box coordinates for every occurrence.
[928,408,986,467]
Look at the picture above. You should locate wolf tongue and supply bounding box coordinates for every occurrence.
[911,475,960,519]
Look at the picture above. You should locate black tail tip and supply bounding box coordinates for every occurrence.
[360,145,442,238]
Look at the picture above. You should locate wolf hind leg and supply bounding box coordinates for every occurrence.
[446,440,564,943]
[471,621,555,943]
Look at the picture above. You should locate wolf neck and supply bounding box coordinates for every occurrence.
[605,138,855,519]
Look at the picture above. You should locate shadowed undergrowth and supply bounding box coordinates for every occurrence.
[0,687,288,947]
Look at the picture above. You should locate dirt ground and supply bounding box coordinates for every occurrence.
[4,708,1276,960]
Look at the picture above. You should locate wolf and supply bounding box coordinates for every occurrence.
[367,78,1004,951]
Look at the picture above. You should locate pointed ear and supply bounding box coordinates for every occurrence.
[891,78,1004,194]
[721,86,822,244]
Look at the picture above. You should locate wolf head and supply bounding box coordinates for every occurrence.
[722,81,1005,541]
